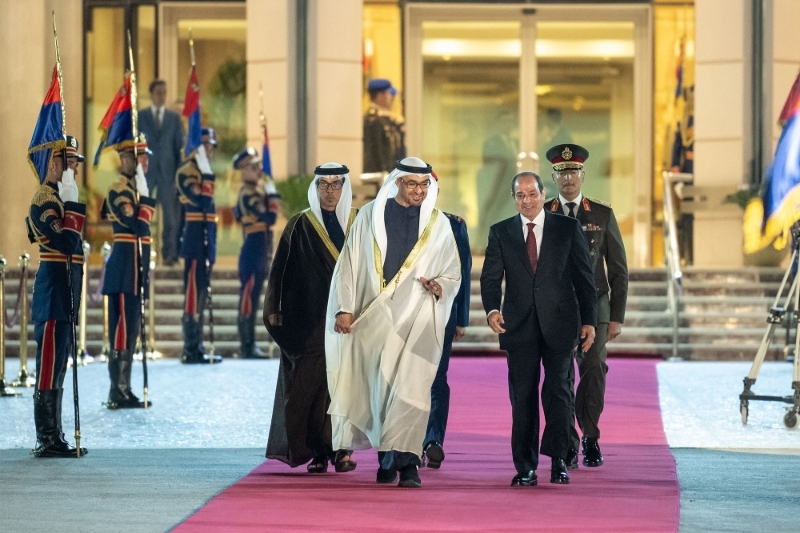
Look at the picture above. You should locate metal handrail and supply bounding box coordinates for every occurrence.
[662,171,692,360]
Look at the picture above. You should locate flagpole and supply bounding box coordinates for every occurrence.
[53,10,83,458]
[52,12,66,141]
[127,30,139,160]
[127,29,150,408]
[259,82,265,131]
[189,29,196,67]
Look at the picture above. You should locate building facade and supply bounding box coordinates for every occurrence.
[1,0,799,267]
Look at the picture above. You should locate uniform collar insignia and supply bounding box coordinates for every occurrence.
[582,197,591,212]
[549,198,560,212]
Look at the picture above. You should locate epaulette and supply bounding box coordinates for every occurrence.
[586,196,612,208]
[31,184,61,209]
[110,176,133,195]
[444,212,463,224]
[177,160,201,179]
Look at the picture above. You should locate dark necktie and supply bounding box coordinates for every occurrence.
[526,222,538,273]
[565,202,577,218]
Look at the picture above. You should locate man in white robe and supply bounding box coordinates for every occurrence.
[326,157,461,488]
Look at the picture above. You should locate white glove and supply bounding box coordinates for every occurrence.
[58,168,79,203]
[264,179,277,195]
[195,145,213,175]
[135,163,149,197]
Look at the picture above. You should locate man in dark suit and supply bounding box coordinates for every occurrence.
[138,79,185,265]
[480,171,597,487]
[544,144,628,469]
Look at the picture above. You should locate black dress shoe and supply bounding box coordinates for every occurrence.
[565,448,579,470]
[423,442,445,469]
[582,437,604,467]
[376,467,398,484]
[511,470,537,486]
[398,465,422,488]
[550,458,570,484]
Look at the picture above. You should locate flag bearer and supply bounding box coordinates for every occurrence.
[101,135,156,408]
[26,136,89,457]
[177,128,222,364]
[232,147,278,358]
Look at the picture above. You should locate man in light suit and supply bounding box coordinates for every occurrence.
[138,80,185,265]
[480,171,597,487]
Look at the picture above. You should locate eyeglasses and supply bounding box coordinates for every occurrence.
[399,177,431,190]
[317,179,345,191]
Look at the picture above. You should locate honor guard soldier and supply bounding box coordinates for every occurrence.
[177,127,223,363]
[544,143,628,469]
[363,79,406,173]
[101,135,156,408]
[25,135,89,457]
[232,147,278,358]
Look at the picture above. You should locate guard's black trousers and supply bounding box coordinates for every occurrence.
[569,293,610,448]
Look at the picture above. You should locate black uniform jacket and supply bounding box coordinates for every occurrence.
[480,210,597,352]
[101,175,157,296]
[25,183,86,323]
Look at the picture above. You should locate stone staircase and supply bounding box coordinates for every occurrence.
[1,263,794,361]
[457,266,794,361]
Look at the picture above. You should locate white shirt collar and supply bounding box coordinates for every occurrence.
[558,192,583,215]
[559,192,582,208]
[520,207,545,227]
[151,104,164,116]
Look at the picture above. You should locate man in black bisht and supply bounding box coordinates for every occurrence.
[264,163,358,474]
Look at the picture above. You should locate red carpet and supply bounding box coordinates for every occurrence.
[175,358,679,532]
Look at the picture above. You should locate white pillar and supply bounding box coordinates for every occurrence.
[0,1,48,257]
[307,0,363,175]
[246,0,296,180]
[693,0,750,266]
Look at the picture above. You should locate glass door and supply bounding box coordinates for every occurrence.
[535,20,637,257]
[421,19,523,248]
[406,4,652,265]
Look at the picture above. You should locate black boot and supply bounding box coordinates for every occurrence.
[238,315,267,359]
[32,389,87,458]
[108,350,147,408]
[106,350,122,407]
[181,314,222,364]
[181,315,204,363]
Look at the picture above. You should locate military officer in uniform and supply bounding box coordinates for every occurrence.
[232,147,279,359]
[177,127,223,364]
[25,135,89,457]
[363,78,406,173]
[543,144,628,468]
[101,135,157,408]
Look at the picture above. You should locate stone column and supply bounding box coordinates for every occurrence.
[307,0,363,176]
[0,2,46,257]
[246,0,296,180]
[693,0,751,266]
